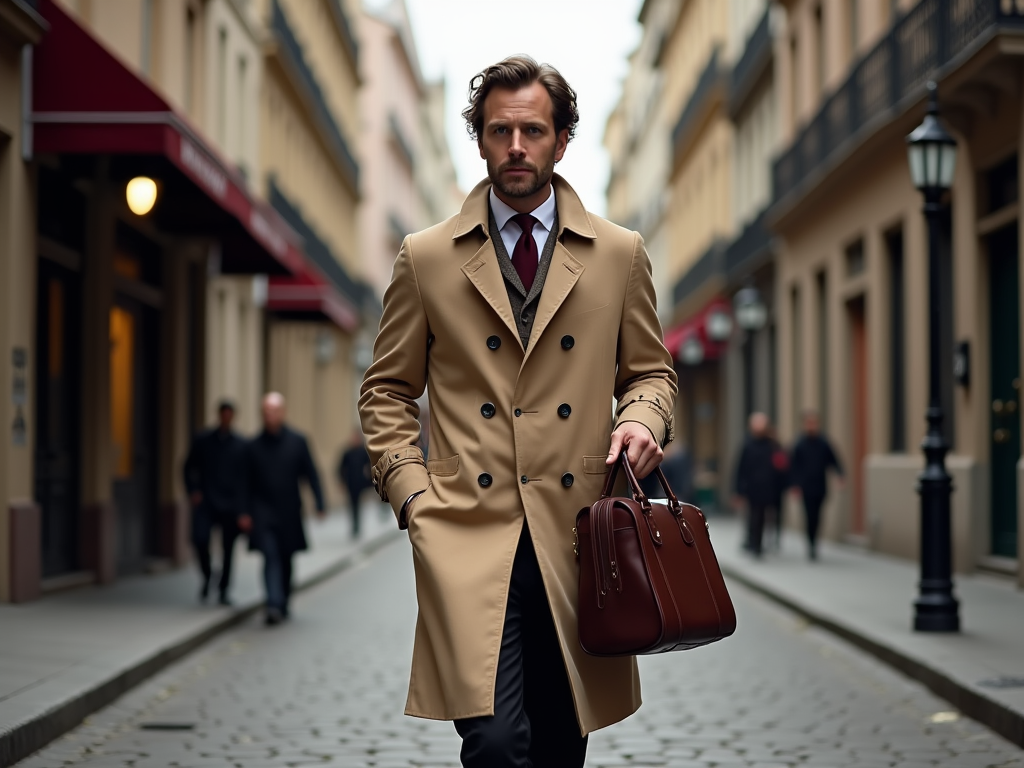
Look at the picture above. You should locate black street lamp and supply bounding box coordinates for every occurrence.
[906,81,960,632]
[734,286,767,417]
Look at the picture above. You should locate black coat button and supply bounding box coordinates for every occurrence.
[487,335,501,350]
[480,402,496,419]
[557,403,571,419]
[562,473,575,487]
[478,473,493,487]
[514,408,522,417]
[521,475,529,484]
[561,335,575,350]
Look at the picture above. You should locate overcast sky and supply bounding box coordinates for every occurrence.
[368,0,643,217]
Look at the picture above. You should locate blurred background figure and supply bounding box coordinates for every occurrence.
[640,441,694,503]
[767,425,791,552]
[733,412,776,557]
[790,410,845,561]
[183,401,245,605]
[240,393,325,625]
[337,430,372,538]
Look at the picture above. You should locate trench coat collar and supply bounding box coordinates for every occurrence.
[452,173,597,242]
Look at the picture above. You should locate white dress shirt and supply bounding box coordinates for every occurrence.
[489,185,557,261]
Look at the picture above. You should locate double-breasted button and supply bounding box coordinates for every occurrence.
[521,475,529,484]
[561,335,575,350]
[478,473,493,487]
[514,408,522,417]
[562,473,575,487]
[480,402,496,419]
[487,335,501,350]
[557,403,571,419]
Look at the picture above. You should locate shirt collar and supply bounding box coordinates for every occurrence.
[489,185,557,233]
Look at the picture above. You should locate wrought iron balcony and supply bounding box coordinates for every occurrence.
[728,8,772,119]
[268,177,369,310]
[272,0,360,193]
[773,0,1024,207]
[671,45,726,163]
[725,210,773,282]
[672,239,727,306]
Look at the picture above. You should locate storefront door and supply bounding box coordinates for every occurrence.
[989,224,1020,558]
[35,259,81,577]
[848,296,868,536]
[110,296,159,573]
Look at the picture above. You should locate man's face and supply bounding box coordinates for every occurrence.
[262,399,285,433]
[218,407,234,430]
[803,414,820,435]
[478,82,569,208]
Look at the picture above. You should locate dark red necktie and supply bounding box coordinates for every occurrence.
[510,214,539,292]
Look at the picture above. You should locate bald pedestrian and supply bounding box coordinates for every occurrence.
[240,393,325,625]
[734,412,777,557]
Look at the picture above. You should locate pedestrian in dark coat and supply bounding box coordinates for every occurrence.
[183,401,245,605]
[639,441,694,502]
[734,412,777,557]
[337,431,372,538]
[240,392,325,625]
[789,410,844,560]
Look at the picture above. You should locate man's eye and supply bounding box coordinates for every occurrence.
[528,127,542,134]
[495,126,508,134]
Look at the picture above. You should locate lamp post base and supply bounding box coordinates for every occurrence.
[913,593,960,632]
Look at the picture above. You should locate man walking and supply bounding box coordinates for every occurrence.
[734,412,777,557]
[240,392,325,625]
[183,401,245,605]
[790,410,844,560]
[359,56,676,767]
[337,430,372,538]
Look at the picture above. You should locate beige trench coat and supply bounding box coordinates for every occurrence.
[358,175,677,736]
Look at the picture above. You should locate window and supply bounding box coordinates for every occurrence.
[791,285,802,433]
[789,35,799,125]
[218,28,228,146]
[846,238,865,276]
[141,0,153,75]
[849,0,859,58]
[814,4,825,96]
[237,55,248,175]
[887,227,906,451]
[185,8,196,114]
[986,154,1019,214]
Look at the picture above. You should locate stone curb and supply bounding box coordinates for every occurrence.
[720,563,1024,750]
[0,527,403,767]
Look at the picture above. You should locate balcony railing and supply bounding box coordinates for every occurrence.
[725,210,772,281]
[773,0,1024,206]
[671,45,725,161]
[728,8,772,119]
[268,177,368,310]
[272,0,360,192]
[672,239,727,306]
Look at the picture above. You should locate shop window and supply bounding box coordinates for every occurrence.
[846,238,865,276]
[887,227,906,452]
[985,154,1018,215]
[115,221,162,286]
[109,306,136,479]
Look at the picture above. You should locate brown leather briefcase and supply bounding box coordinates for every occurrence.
[574,452,737,656]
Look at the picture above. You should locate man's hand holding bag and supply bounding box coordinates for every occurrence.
[575,452,737,656]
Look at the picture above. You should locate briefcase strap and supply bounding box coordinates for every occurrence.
[601,451,682,511]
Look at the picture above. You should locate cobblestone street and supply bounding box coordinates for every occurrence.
[15,536,1024,768]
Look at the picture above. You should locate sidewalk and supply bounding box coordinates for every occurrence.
[709,512,1024,749]
[0,506,400,767]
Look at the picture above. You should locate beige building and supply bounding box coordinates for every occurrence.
[770,0,1024,586]
[0,0,370,602]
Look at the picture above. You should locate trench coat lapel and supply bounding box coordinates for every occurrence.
[522,241,583,365]
[461,239,521,344]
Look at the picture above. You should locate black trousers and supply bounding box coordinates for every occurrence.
[803,494,825,548]
[347,488,363,537]
[454,523,587,768]
[191,507,239,596]
[747,502,768,555]
[259,530,295,614]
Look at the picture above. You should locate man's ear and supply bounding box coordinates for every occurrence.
[478,138,485,160]
[553,129,569,163]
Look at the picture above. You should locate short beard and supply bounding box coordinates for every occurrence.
[487,153,555,200]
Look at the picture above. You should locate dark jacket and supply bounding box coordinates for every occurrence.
[243,426,324,554]
[338,444,372,494]
[183,427,246,515]
[790,433,843,500]
[735,435,779,506]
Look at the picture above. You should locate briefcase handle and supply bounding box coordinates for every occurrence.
[601,450,681,510]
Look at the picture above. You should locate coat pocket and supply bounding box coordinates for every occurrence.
[425,455,460,476]
[583,456,609,474]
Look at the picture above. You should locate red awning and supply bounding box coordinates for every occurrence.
[267,272,360,332]
[32,0,303,276]
[664,297,733,362]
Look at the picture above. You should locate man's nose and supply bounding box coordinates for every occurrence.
[508,129,526,157]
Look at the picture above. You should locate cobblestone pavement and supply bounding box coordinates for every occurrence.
[15,537,1024,768]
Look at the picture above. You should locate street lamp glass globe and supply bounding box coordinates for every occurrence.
[680,333,704,366]
[705,307,733,342]
[126,176,158,215]
[733,287,768,331]
[906,82,957,191]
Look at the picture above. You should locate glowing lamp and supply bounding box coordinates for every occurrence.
[126,177,158,215]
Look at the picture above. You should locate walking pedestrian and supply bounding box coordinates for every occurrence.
[359,55,677,768]
[239,392,325,625]
[767,427,791,551]
[734,412,777,557]
[337,430,372,538]
[789,410,844,560]
[183,401,245,605]
[639,440,694,502]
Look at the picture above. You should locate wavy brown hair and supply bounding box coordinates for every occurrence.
[462,55,579,144]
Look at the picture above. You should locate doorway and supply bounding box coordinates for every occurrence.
[988,224,1020,559]
[35,259,82,577]
[847,296,868,536]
